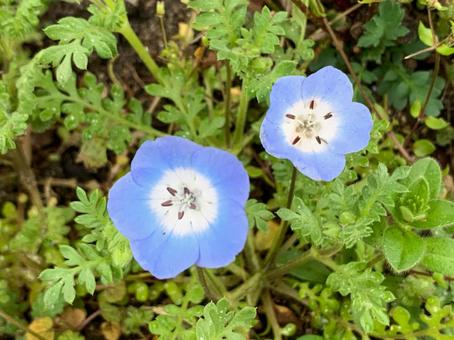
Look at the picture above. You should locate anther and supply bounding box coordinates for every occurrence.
[292,136,301,145]
[324,112,333,120]
[167,187,177,196]
[184,187,190,195]
[309,100,315,109]
[178,211,185,220]
[161,200,173,207]
[189,203,197,210]
[316,136,321,144]
[286,114,295,120]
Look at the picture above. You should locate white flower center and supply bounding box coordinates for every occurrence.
[282,98,339,153]
[149,168,218,236]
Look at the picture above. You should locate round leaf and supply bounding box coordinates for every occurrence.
[383,227,425,272]
[412,199,454,229]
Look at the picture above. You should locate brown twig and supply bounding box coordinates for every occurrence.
[403,8,440,149]
[77,309,101,331]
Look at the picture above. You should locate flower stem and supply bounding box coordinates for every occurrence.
[264,165,298,267]
[261,289,282,340]
[196,267,219,301]
[118,20,162,83]
[266,248,312,279]
[224,62,232,147]
[228,272,263,302]
[231,79,250,147]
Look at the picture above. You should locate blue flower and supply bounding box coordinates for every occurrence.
[107,136,250,279]
[260,66,373,181]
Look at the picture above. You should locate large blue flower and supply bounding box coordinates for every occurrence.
[107,136,250,279]
[260,66,373,181]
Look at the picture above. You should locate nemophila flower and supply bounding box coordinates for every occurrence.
[260,66,373,181]
[107,136,249,279]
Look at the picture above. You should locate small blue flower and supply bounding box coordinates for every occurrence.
[260,66,373,181]
[107,136,250,279]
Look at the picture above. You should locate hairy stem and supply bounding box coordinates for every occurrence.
[231,79,250,147]
[196,267,220,301]
[262,289,282,340]
[264,165,298,267]
[119,21,162,83]
[224,62,232,147]
[12,139,43,211]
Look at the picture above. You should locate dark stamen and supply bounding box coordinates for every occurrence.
[316,136,322,144]
[167,187,177,196]
[286,114,295,120]
[292,136,301,145]
[184,187,190,195]
[178,211,185,220]
[324,112,333,120]
[189,203,197,210]
[309,100,315,109]
[161,200,173,207]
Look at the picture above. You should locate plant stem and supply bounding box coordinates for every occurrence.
[0,309,47,340]
[266,249,312,279]
[119,21,162,83]
[261,289,282,340]
[224,62,232,147]
[231,79,250,147]
[228,272,263,302]
[196,267,219,301]
[403,9,440,148]
[264,165,298,267]
[12,139,43,211]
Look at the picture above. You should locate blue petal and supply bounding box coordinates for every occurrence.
[260,116,293,159]
[266,76,305,123]
[291,150,346,181]
[196,200,248,268]
[190,147,250,204]
[130,232,199,279]
[328,102,373,154]
[131,136,202,187]
[301,66,353,108]
[107,173,160,240]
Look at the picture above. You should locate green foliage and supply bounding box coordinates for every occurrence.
[246,199,274,230]
[148,279,205,338]
[357,0,409,62]
[16,67,145,167]
[40,17,117,84]
[0,80,28,154]
[0,0,46,40]
[39,188,131,307]
[327,262,395,332]
[196,298,257,339]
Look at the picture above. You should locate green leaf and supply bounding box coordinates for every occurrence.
[383,227,426,272]
[246,199,274,230]
[412,199,454,229]
[78,268,96,295]
[421,237,454,276]
[406,158,442,199]
[413,139,436,157]
[195,298,256,339]
[425,116,449,130]
[418,21,434,46]
[40,17,117,84]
